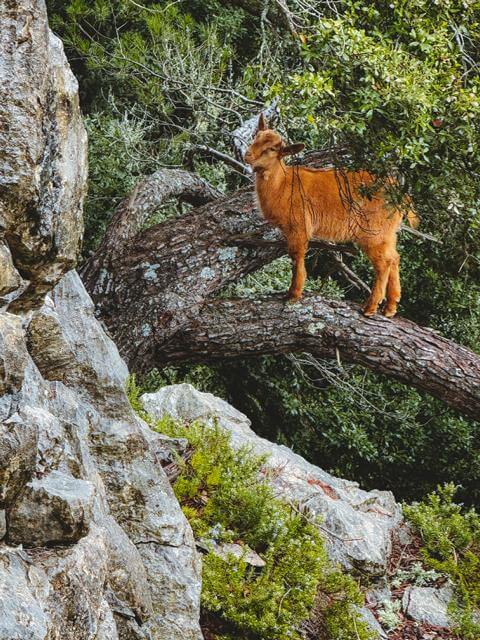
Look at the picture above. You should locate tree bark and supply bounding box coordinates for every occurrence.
[81,187,286,368]
[161,294,480,420]
[81,170,480,420]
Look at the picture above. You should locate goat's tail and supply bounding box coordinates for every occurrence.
[405,209,419,229]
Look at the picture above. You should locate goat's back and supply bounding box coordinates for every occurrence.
[283,166,403,244]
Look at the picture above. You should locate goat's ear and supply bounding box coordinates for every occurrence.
[280,142,305,157]
[258,113,268,131]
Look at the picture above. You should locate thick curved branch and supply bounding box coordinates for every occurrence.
[82,168,222,285]
[160,294,480,420]
[81,188,286,368]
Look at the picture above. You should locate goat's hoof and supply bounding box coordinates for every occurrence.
[362,306,377,317]
[383,307,397,318]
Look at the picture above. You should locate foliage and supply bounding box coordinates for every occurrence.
[146,415,374,640]
[221,255,344,300]
[278,3,480,224]
[391,562,442,589]
[404,484,480,639]
[143,355,480,506]
[375,599,402,633]
[52,0,480,507]
[83,108,161,254]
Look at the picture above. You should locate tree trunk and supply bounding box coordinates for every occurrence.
[81,172,480,420]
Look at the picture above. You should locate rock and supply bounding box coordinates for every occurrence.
[402,585,453,628]
[0,510,5,538]
[0,314,29,395]
[102,516,153,623]
[356,606,388,639]
[197,539,266,568]
[0,547,51,640]
[0,242,22,300]
[0,2,203,638]
[139,536,203,640]
[214,542,266,568]
[8,470,95,546]
[33,527,111,639]
[1,272,203,638]
[0,1,87,311]
[141,384,403,575]
[0,410,38,506]
[51,271,131,406]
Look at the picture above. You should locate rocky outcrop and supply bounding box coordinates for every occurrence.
[141,383,403,576]
[0,2,202,638]
[0,271,202,640]
[0,0,87,311]
[140,383,461,639]
[0,271,203,640]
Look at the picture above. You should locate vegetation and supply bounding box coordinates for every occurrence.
[47,0,480,505]
[404,484,480,639]
[128,375,375,639]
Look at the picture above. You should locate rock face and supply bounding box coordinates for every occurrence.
[141,383,403,576]
[0,0,87,311]
[0,2,202,638]
[0,272,203,640]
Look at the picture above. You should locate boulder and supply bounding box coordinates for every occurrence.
[141,383,403,575]
[402,585,453,628]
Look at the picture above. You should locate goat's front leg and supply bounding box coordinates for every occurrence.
[287,237,308,302]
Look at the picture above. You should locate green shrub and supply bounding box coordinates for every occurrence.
[404,484,480,639]
[147,415,374,640]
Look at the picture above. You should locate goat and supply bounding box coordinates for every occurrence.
[244,114,418,317]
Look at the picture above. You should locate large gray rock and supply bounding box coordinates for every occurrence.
[141,383,403,576]
[402,585,453,628]
[0,1,202,636]
[0,0,87,311]
[0,272,203,639]
[8,471,95,546]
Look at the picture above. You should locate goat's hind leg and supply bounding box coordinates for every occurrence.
[384,251,401,317]
[361,243,393,317]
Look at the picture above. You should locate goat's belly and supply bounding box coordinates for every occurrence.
[311,226,353,244]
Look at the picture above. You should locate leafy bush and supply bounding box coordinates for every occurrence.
[404,484,480,639]
[140,409,374,640]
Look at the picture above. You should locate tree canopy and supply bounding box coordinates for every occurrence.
[47,0,480,505]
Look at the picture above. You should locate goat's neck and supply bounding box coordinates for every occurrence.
[255,160,288,223]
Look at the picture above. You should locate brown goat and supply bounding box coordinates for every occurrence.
[244,115,418,317]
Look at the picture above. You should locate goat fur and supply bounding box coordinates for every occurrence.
[244,115,418,317]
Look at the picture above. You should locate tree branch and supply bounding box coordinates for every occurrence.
[230,100,280,164]
[80,163,477,420]
[81,168,222,284]
[160,294,480,420]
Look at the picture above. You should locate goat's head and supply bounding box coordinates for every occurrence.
[244,114,305,172]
